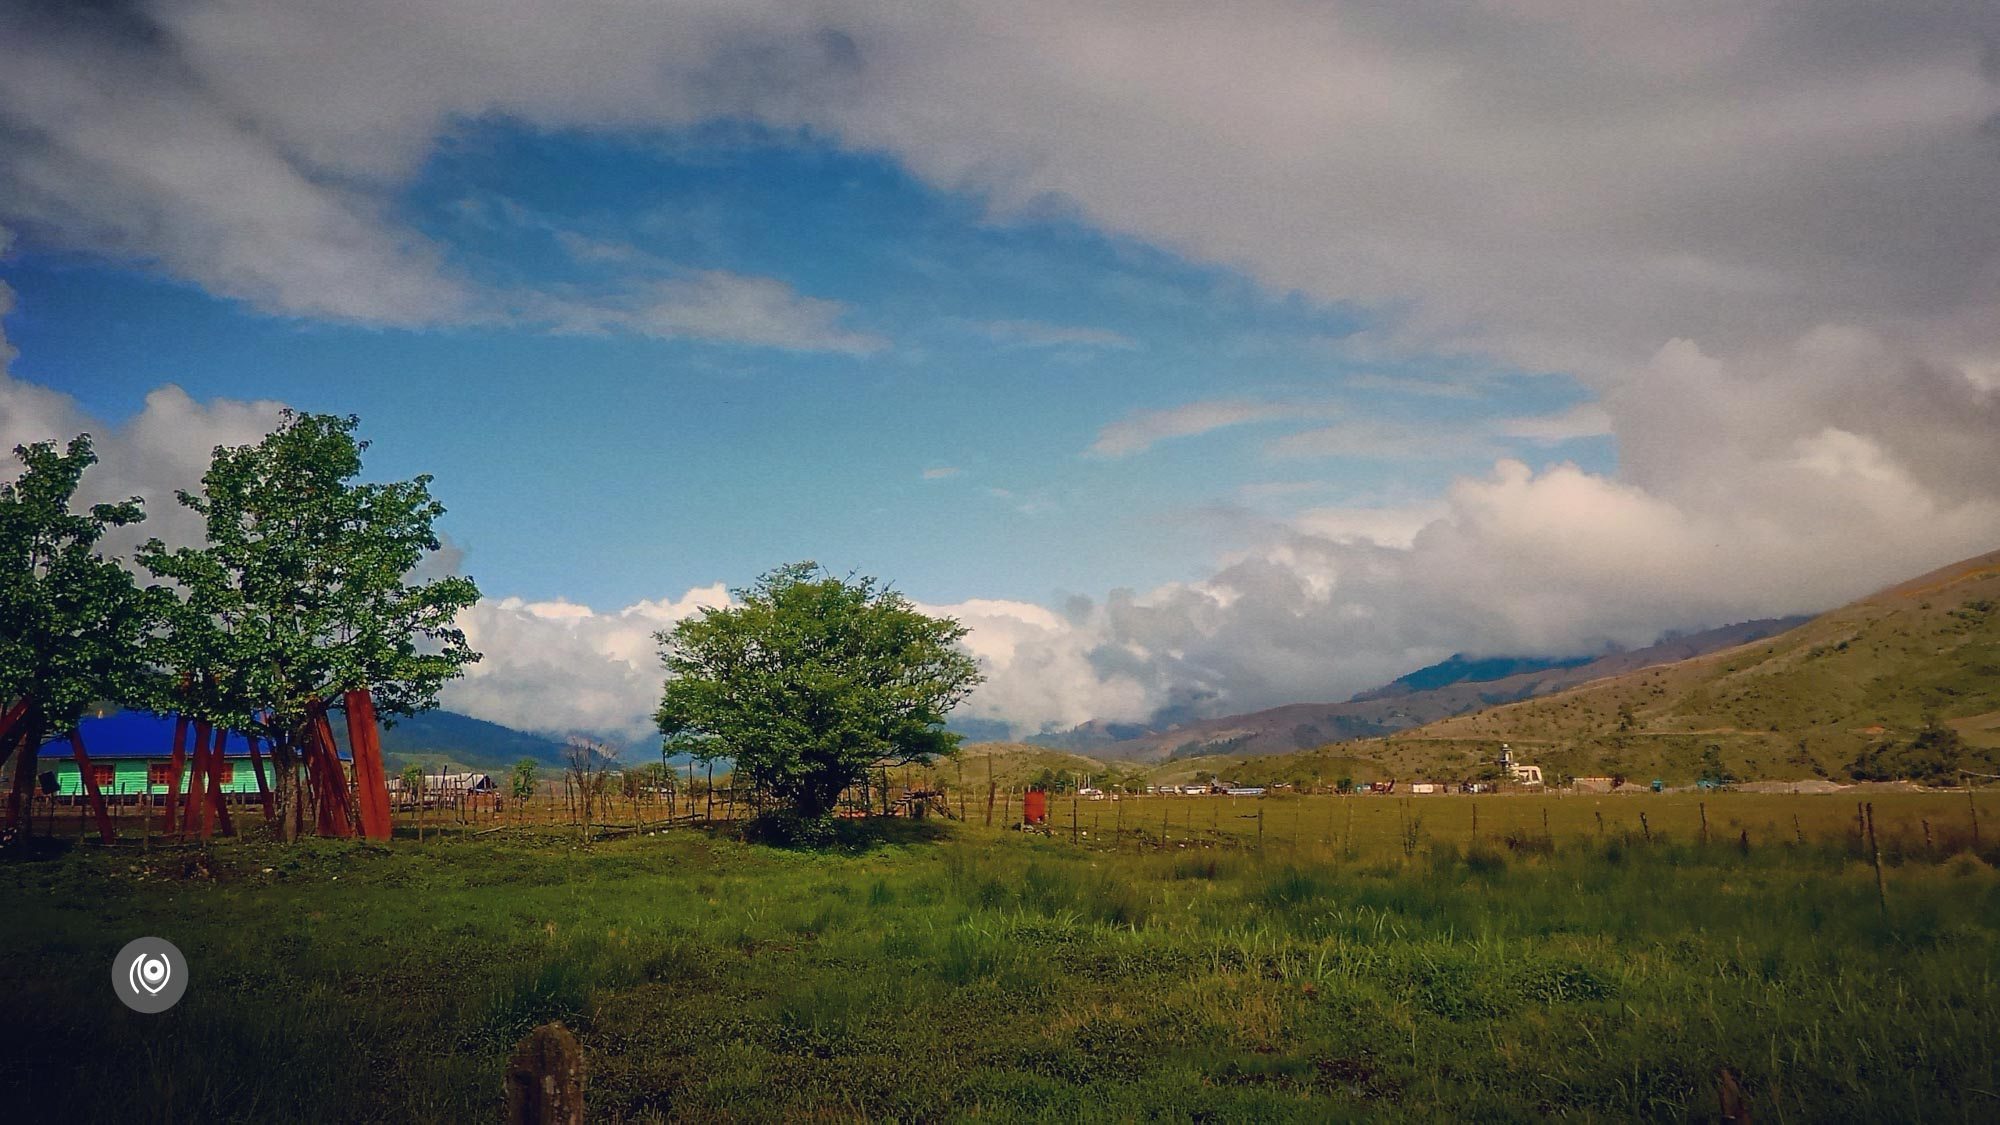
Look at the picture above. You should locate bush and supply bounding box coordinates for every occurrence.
[746,809,839,849]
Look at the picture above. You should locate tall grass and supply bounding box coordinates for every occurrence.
[1,809,1995,1121]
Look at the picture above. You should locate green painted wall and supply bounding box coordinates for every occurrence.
[44,758,268,798]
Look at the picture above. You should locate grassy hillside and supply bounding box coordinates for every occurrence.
[361,709,572,771]
[1382,549,2000,783]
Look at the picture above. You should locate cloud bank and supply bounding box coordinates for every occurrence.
[5,1,1994,373]
[3,3,1998,737]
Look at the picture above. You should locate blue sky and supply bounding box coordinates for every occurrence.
[2,2,1993,740]
[7,123,1607,609]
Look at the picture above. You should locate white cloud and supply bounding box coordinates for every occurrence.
[978,319,1137,350]
[444,586,731,740]
[1288,502,1448,550]
[1497,402,1613,444]
[1266,419,1489,462]
[1236,480,1330,502]
[921,466,961,480]
[1,1,1993,378]
[536,272,886,355]
[1,362,289,561]
[1091,400,1319,458]
[912,597,1154,731]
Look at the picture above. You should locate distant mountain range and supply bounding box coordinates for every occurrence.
[1035,616,1811,763]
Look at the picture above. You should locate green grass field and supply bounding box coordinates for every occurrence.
[3,792,1997,1122]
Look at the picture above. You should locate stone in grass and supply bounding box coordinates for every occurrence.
[505,1022,585,1125]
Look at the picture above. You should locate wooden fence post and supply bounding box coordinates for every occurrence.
[1866,802,1888,916]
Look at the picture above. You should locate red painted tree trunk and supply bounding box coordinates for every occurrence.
[4,717,41,832]
[203,726,234,838]
[344,689,393,840]
[0,698,29,750]
[163,715,189,835]
[307,708,355,838]
[68,733,116,844]
[181,721,211,839]
[247,735,276,822]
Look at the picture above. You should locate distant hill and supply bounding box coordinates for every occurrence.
[1075,616,1810,763]
[1382,549,2000,783]
[1350,653,1594,702]
[342,710,573,771]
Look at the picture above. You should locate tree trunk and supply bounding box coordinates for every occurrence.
[6,718,44,837]
[271,728,304,844]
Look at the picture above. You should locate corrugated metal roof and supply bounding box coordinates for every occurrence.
[39,710,352,759]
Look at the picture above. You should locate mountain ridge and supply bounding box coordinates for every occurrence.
[1053,616,1811,763]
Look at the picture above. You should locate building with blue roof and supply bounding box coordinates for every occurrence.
[39,709,345,801]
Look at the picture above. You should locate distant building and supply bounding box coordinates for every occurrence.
[388,772,496,808]
[33,710,332,801]
[1499,744,1544,786]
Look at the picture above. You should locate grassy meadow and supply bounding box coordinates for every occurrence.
[2,791,1997,1122]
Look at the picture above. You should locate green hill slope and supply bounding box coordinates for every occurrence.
[1380,549,2000,783]
[360,710,573,771]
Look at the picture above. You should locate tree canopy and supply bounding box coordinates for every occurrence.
[138,411,481,729]
[136,411,481,837]
[656,562,983,825]
[0,435,152,736]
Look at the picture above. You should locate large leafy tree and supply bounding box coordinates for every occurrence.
[138,411,481,840]
[0,436,152,825]
[656,562,983,827]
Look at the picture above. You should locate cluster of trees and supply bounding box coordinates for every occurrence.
[1848,716,1995,787]
[6,419,1003,848]
[1018,763,1151,794]
[0,414,480,842]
